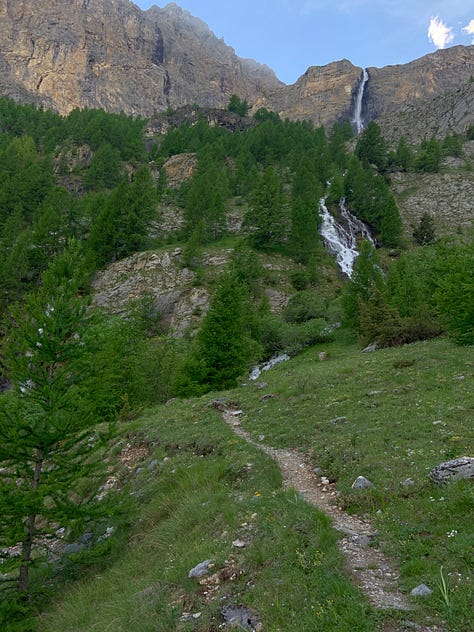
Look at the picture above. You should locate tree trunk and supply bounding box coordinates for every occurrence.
[18,446,43,597]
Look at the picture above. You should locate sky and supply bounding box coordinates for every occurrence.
[133,1,474,85]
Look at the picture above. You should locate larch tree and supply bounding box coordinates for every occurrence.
[0,245,113,604]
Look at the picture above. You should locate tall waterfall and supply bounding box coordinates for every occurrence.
[319,198,374,277]
[352,69,368,134]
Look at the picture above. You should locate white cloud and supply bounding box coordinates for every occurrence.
[463,19,474,43]
[428,16,454,49]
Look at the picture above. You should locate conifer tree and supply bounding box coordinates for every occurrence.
[245,167,287,249]
[413,212,436,245]
[176,273,256,394]
[355,121,387,173]
[342,240,385,331]
[0,245,112,602]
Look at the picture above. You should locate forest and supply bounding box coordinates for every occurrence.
[0,95,473,625]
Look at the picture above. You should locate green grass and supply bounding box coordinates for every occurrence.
[233,335,474,630]
[37,398,379,631]
[31,336,473,631]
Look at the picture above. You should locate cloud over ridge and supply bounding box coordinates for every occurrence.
[428,16,454,49]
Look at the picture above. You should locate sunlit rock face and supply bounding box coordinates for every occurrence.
[0,0,472,129]
[0,0,281,116]
[365,46,474,122]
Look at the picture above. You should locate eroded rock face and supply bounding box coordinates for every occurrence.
[0,0,281,116]
[91,248,234,333]
[379,80,474,144]
[366,46,474,122]
[253,59,363,127]
[391,169,474,235]
[1,0,472,129]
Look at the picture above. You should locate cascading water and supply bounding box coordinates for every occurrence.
[319,198,374,277]
[352,69,368,134]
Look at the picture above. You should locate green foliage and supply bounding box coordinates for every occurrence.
[434,242,474,344]
[87,166,157,266]
[0,246,114,605]
[413,212,436,245]
[389,136,413,172]
[344,157,402,247]
[84,142,122,190]
[283,290,325,323]
[342,240,384,331]
[289,158,323,263]
[227,94,249,117]
[176,273,258,394]
[183,150,230,241]
[442,134,463,158]
[414,138,442,173]
[290,269,310,290]
[355,121,387,173]
[244,167,287,249]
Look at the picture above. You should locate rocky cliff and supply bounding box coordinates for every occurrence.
[252,59,363,127]
[0,0,281,116]
[378,80,474,145]
[0,0,473,129]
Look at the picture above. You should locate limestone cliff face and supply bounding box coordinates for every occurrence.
[0,0,281,116]
[378,81,474,145]
[252,60,363,127]
[0,0,472,129]
[365,46,474,122]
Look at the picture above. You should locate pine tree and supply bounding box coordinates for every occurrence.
[244,167,287,249]
[176,274,256,394]
[413,212,436,245]
[342,240,385,331]
[355,121,387,173]
[0,246,113,603]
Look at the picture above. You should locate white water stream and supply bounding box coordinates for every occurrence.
[352,69,368,134]
[319,198,373,277]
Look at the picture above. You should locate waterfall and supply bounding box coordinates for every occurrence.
[352,69,368,134]
[319,198,373,277]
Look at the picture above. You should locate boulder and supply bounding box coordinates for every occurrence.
[429,457,474,484]
[352,476,375,490]
[188,559,212,581]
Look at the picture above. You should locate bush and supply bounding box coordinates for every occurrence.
[290,269,310,291]
[283,290,325,324]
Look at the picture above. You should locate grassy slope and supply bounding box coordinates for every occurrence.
[39,336,473,631]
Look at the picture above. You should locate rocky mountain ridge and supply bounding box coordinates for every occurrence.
[0,0,473,130]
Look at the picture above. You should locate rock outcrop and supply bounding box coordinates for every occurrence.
[366,46,474,122]
[378,80,474,145]
[252,60,363,127]
[0,0,473,129]
[0,0,281,116]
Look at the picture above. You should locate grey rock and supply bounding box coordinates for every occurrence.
[352,476,375,490]
[401,478,415,487]
[63,542,85,555]
[188,559,212,581]
[362,341,378,353]
[410,583,432,597]
[63,532,93,555]
[329,416,349,425]
[429,457,474,484]
[221,605,261,631]
[147,459,159,471]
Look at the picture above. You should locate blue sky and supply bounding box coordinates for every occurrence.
[134,1,474,84]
